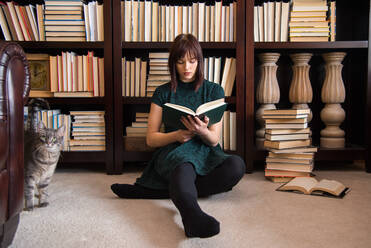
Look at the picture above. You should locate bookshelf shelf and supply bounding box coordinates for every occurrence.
[46,98,106,105]
[121,42,236,49]
[16,41,105,50]
[255,41,368,50]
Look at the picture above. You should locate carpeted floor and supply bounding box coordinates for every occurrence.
[10,163,371,248]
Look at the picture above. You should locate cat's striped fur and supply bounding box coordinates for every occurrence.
[24,121,65,211]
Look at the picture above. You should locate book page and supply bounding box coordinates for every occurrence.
[164,103,195,116]
[310,179,346,196]
[281,177,318,194]
[196,98,225,115]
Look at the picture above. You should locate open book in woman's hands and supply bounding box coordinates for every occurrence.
[276,177,350,198]
[162,98,227,129]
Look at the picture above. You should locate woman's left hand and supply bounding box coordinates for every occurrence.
[180,115,209,136]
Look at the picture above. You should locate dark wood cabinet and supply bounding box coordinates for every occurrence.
[7,0,370,174]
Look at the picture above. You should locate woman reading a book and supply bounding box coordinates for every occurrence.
[111,34,245,238]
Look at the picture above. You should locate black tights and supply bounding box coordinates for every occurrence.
[111,155,246,238]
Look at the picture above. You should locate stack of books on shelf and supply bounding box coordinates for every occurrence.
[0,0,104,42]
[123,112,157,151]
[27,51,104,98]
[121,0,236,42]
[146,52,170,97]
[289,0,330,42]
[125,112,149,137]
[263,108,318,182]
[69,110,105,151]
[122,56,148,97]
[253,1,290,42]
[44,0,85,41]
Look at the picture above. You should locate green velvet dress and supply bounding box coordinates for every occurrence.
[135,79,230,190]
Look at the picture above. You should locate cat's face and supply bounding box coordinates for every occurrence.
[37,122,65,152]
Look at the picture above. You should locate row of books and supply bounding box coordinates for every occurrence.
[125,110,236,151]
[24,108,106,151]
[0,0,104,42]
[122,53,236,97]
[254,0,336,42]
[121,0,236,42]
[262,108,318,182]
[27,51,104,98]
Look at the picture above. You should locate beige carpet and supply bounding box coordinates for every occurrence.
[10,163,371,248]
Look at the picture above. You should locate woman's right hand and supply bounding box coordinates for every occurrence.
[176,129,195,143]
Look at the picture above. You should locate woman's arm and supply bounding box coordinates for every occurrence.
[181,115,222,147]
[146,103,195,148]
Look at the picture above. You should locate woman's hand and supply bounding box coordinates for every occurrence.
[176,129,195,143]
[181,115,209,136]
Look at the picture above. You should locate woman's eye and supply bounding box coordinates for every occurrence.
[190,59,197,63]
[177,60,184,64]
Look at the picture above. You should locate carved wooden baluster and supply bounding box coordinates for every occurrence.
[256,53,280,149]
[289,53,313,122]
[320,52,347,148]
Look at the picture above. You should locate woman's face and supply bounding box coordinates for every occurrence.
[176,53,198,82]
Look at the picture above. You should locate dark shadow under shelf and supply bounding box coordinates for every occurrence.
[59,151,106,163]
[35,97,106,105]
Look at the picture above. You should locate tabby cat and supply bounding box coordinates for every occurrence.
[24,99,65,211]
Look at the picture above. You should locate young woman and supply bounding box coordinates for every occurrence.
[111,34,245,238]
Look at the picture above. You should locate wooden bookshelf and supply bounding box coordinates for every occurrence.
[247,0,371,172]
[113,0,246,174]
[11,0,115,173]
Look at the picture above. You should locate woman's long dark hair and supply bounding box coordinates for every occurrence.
[168,34,204,92]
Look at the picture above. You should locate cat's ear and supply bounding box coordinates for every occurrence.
[57,125,65,137]
[37,121,46,131]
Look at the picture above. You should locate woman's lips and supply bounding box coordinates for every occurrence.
[184,72,192,76]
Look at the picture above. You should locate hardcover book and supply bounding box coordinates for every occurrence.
[276,177,350,198]
[162,98,227,129]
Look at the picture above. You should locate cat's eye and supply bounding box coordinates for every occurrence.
[40,136,46,141]
[51,137,56,142]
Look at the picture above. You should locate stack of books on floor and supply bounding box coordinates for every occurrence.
[262,108,317,182]
[289,0,330,42]
[69,110,105,151]
[147,52,170,97]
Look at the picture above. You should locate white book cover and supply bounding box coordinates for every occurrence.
[139,0,145,41]
[280,1,290,42]
[205,5,210,42]
[229,2,234,42]
[258,5,264,42]
[192,2,198,39]
[182,4,187,34]
[88,1,97,41]
[124,0,131,41]
[165,5,170,41]
[263,1,268,41]
[151,1,158,41]
[214,57,221,84]
[198,2,205,41]
[208,57,214,83]
[274,1,282,42]
[254,6,259,42]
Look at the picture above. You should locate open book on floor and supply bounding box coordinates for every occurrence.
[162,98,227,129]
[276,177,351,198]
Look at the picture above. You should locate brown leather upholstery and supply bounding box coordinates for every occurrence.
[0,42,30,248]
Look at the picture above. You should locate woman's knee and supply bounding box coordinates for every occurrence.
[225,155,246,182]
